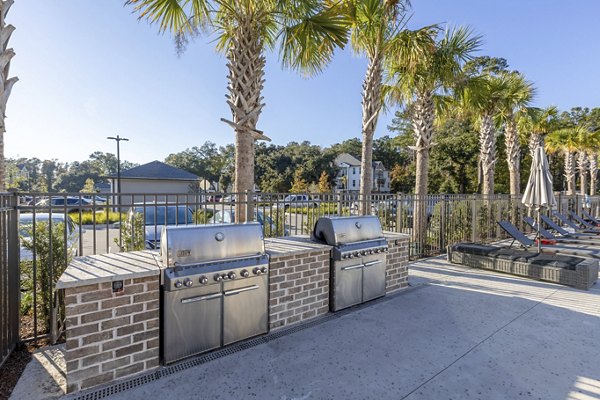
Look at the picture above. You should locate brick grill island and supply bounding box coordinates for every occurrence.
[56,251,161,393]
[57,233,410,394]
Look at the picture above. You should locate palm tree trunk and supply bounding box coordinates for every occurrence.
[564,151,576,195]
[479,112,496,196]
[505,118,520,196]
[588,153,598,195]
[359,53,383,215]
[528,132,543,157]
[410,91,435,248]
[577,151,588,196]
[226,16,265,222]
[0,0,17,192]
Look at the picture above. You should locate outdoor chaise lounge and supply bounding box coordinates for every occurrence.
[447,242,598,290]
[553,211,600,233]
[497,220,600,260]
[568,211,599,230]
[523,216,600,246]
[580,209,600,226]
[539,214,599,238]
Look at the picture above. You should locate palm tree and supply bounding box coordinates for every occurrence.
[459,69,511,196]
[386,26,481,246]
[0,0,17,191]
[497,72,535,196]
[342,0,414,215]
[589,152,598,195]
[545,125,594,195]
[127,0,348,221]
[520,106,558,157]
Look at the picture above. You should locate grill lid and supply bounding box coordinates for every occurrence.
[160,223,265,266]
[312,216,384,246]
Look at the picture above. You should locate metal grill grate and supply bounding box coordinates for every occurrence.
[67,285,420,400]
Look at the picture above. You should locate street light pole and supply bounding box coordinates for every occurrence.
[107,135,129,195]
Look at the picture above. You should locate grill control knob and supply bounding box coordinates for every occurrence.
[241,269,250,278]
[260,267,268,274]
[222,274,229,281]
[199,276,208,285]
[228,271,237,280]
[354,251,360,257]
[214,274,223,282]
[384,248,389,253]
[361,250,367,256]
[348,253,354,258]
[184,278,193,287]
[253,267,262,275]
[174,281,183,289]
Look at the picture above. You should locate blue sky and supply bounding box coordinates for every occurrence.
[7,1,600,164]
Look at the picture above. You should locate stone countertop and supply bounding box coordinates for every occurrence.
[56,250,161,289]
[265,236,331,258]
[383,232,411,240]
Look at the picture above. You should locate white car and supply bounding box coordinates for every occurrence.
[19,213,79,261]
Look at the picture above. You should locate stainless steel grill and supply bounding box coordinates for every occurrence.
[312,216,388,311]
[160,223,269,364]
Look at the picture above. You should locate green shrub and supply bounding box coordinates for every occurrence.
[20,221,75,332]
[194,209,214,224]
[114,212,145,251]
[70,210,126,225]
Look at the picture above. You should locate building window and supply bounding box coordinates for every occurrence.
[353,168,356,174]
[352,180,356,187]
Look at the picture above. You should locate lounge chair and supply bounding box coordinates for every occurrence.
[497,220,600,260]
[569,211,598,229]
[552,211,600,234]
[539,214,599,238]
[523,216,600,246]
[581,209,600,226]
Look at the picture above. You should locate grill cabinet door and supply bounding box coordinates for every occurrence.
[332,258,363,311]
[362,254,386,302]
[162,285,222,364]
[223,274,268,346]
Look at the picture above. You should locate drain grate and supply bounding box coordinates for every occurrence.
[68,285,421,400]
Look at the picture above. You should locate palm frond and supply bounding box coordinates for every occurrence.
[279,1,350,76]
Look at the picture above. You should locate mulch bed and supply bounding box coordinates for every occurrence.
[0,345,32,400]
[0,315,54,400]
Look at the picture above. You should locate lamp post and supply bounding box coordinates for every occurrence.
[107,135,129,194]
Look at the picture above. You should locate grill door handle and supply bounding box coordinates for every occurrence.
[364,260,383,268]
[224,285,260,296]
[342,264,364,271]
[181,292,222,304]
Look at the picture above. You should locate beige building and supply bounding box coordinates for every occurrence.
[108,160,201,205]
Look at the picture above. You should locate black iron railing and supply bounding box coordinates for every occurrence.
[10,190,598,345]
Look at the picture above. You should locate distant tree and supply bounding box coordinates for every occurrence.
[80,178,95,193]
[318,171,331,193]
[290,169,308,193]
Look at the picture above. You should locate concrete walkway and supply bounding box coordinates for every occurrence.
[13,256,600,400]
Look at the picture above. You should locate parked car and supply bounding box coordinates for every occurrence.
[19,213,79,261]
[82,195,107,204]
[35,196,93,212]
[210,209,289,236]
[280,194,319,210]
[126,203,195,249]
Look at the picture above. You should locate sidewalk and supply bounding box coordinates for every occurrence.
[12,256,600,399]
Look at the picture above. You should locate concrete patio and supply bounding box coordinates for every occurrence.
[11,255,600,400]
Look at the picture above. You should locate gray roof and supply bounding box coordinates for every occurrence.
[114,161,199,181]
[335,153,361,166]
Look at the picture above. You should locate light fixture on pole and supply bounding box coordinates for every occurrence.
[107,135,129,194]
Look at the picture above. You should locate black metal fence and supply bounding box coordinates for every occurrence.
[0,193,19,368]
[9,190,599,346]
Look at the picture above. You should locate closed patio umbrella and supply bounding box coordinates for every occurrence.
[522,145,557,253]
